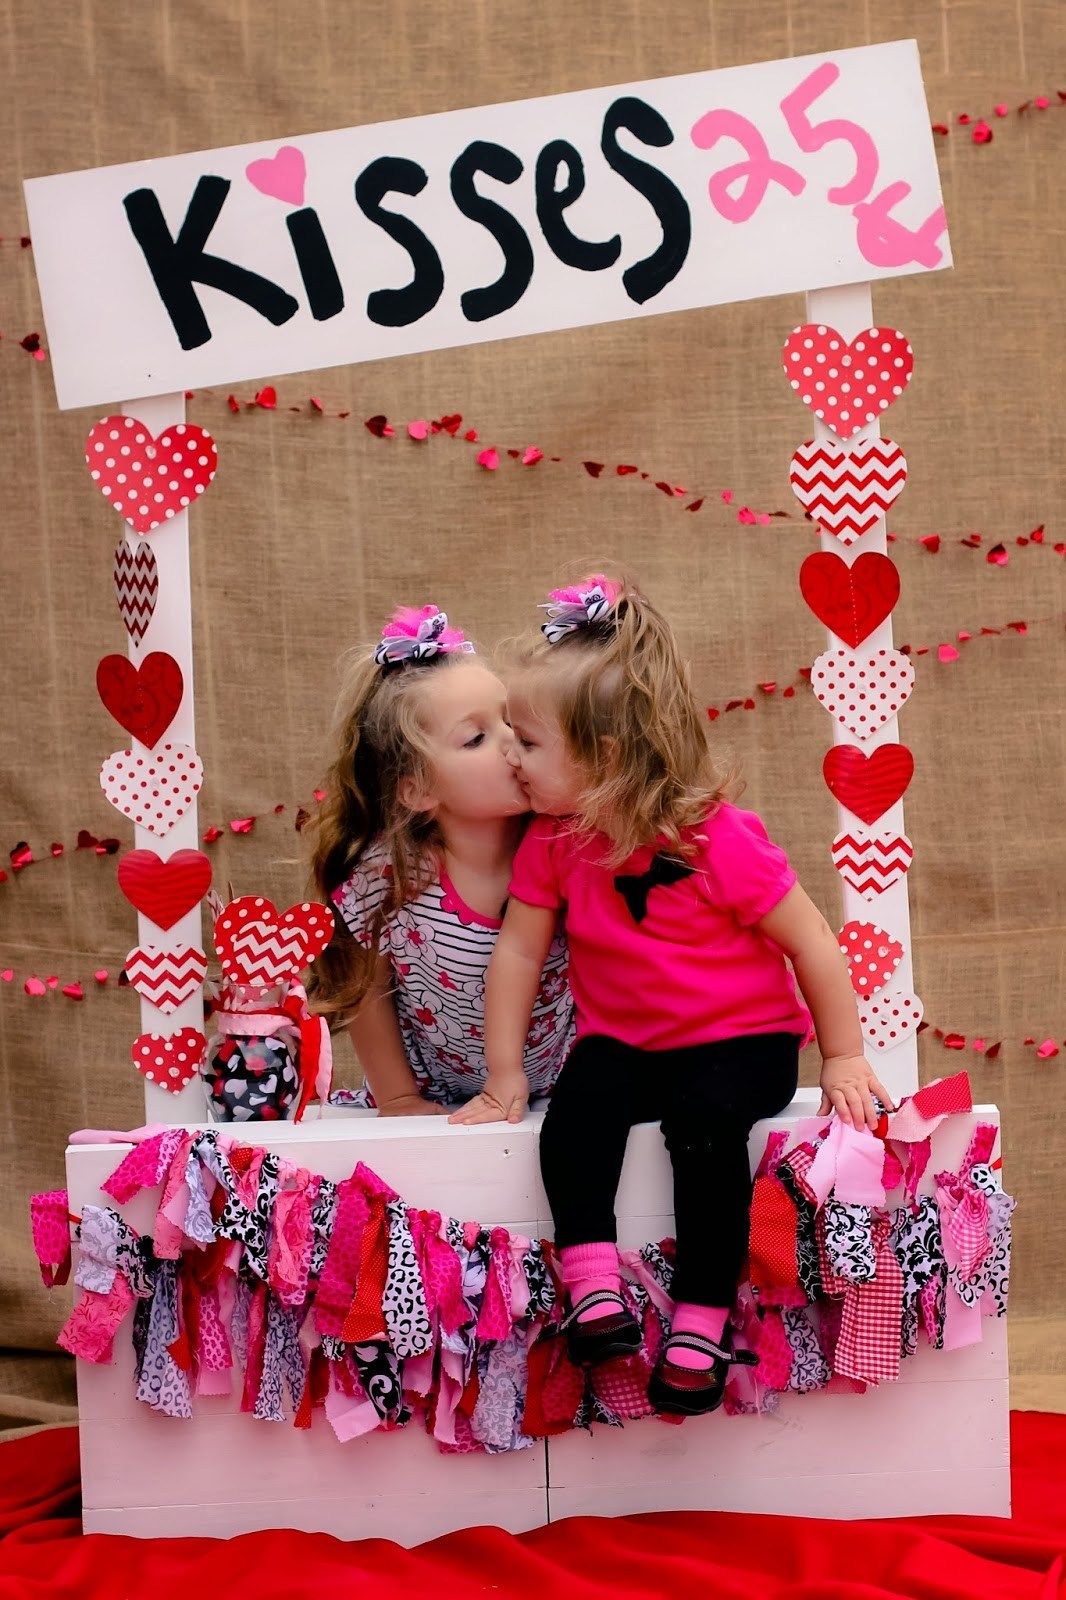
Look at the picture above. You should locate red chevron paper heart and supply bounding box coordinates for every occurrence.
[782,327,914,439]
[823,745,914,825]
[124,944,207,1012]
[85,416,217,535]
[113,539,158,644]
[831,829,913,898]
[130,1027,206,1091]
[789,439,908,544]
[96,652,183,749]
[117,848,212,931]
[838,920,904,996]
[799,552,900,648]
[811,649,914,740]
[213,896,335,987]
[100,743,203,836]
[859,991,924,1052]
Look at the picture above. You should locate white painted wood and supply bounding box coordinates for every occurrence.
[65,1098,1009,1537]
[804,283,919,1105]
[117,392,209,1124]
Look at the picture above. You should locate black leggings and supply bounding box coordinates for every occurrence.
[540,1032,801,1307]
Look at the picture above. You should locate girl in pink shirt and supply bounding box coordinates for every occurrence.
[454,574,894,1416]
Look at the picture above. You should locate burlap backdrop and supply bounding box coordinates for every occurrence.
[1,0,1063,1428]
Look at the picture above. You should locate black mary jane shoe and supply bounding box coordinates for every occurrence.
[561,1289,643,1368]
[647,1326,759,1417]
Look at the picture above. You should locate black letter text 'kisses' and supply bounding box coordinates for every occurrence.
[600,98,691,305]
[450,141,534,323]
[535,139,621,273]
[124,176,299,350]
[354,157,444,327]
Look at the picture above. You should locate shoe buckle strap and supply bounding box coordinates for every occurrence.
[560,1289,627,1330]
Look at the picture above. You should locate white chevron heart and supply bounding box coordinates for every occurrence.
[831,829,914,899]
[100,743,203,836]
[789,438,907,546]
[811,649,914,741]
[859,990,924,1052]
[124,944,207,1012]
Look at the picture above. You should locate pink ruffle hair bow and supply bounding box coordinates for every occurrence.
[539,576,621,644]
[374,605,475,669]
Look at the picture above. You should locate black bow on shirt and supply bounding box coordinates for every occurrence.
[613,853,694,923]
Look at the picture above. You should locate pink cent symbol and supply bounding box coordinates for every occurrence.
[690,108,805,223]
[853,181,948,269]
[778,62,879,206]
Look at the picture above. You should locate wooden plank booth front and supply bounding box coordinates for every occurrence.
[25,38,1009,1539]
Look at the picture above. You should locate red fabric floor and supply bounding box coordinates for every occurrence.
[0,1413,1062,1599]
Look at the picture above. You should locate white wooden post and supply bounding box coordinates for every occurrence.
[805,284,918,1104]
[120,392,209,1123]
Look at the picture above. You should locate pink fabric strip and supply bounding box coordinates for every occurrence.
[476,1227,514,1341]
[29,1191,71,1286]
[57,1276,136,1364]
[314,1178,370,1338]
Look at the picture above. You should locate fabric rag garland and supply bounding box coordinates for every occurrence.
[32,1073,1011,1448]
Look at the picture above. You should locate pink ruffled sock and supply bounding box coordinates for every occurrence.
[668,1303,731,1370]
[558,1241,622,1323]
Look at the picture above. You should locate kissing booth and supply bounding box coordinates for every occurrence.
[23,39,1009,1539]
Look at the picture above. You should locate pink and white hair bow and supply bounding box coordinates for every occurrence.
[539,576,621,645]
[374,605,475,669]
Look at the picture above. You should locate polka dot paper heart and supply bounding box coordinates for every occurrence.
[100,744,203,837]
[782,326,914,439]
[859,990,924,1053]
[838,920,904,997]
[131,1027,206,1092]
[85,416,218,536]
[811,649,915,741]
[213,896,335,989]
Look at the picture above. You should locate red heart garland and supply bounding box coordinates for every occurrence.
[799,552,900,648]
[822,745,914,825]
[130,1028,206,1092]
[213,896,335,988]
[117,848,212,931]
[837,920,905,996]
[782,326,914,438]
[85,416,217,535]
[96,652,183,749]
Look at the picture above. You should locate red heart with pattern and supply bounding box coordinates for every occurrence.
[782,326,914,439]
[823,745,914,825]
[811,649,914,741]
[859,991,924,1053]
[789,438,908,545]
[213,896,335,988]
[838,920,904,996]
[799,553,900,649]
[124,944,207,1013]
[85,416,218,535]
[100,744,203,837]
[113,539,158,644]
[130,1027,206,1091]
[96,652,183,749]
[831,829,913,898]
[117,848,212,931]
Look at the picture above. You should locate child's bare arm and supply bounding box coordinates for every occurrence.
[448,899,557,1126]
[757,884,895,1129]
[347,952,447,1116]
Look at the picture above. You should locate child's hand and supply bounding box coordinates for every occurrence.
[818,1054,896,1131]
[377,1093,450,1117]
[448,1073,530,1126]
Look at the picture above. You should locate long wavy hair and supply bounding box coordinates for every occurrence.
[306,646,474,1023]
[507,571,740,864]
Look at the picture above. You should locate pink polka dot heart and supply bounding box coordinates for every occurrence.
[99,743,203,838]
[213,896,335,990]
[811,649,915,742]
[782,325,914,439]
[84,415,218,536]
[837,920,904,997]
[858,991,924,1053]
[130,1027,207,1092]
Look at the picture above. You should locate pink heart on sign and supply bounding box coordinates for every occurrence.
[838,920,904,996]
[245,146,306,207]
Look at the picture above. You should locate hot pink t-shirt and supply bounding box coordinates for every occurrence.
[509,803,814,1052]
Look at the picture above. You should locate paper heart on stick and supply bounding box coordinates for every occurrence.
[799,552,900,649]
[811,649,915,741]
[789,439,908,544]
[213,896,335,989]
[782,326,914,439]
[96,652,183,749]
[831,829,913,899]
[823,745,914,825]
[859,991,924,1052]
[112,539,158,644]
[85,416,217,535]
[130,1028,206,1091]
[117,848,212,931]
[838,920,905,996]
[100,744,202,837]
[125,944,207,1013]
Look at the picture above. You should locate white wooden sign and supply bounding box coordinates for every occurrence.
[25,39,948,410]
